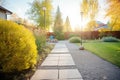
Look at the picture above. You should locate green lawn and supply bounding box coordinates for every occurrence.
[77,41,120,67]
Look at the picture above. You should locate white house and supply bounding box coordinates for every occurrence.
[0,6,12,19]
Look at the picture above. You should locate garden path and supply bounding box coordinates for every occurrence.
[31,41,83,80]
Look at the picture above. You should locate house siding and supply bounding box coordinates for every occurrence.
[0,11,7,19]
[0,6,12,20]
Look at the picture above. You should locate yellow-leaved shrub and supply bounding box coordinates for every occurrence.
[0,19,38,72]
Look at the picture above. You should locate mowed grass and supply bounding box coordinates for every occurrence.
[77,41,120,67]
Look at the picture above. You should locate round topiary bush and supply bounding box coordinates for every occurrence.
[101,36,119,42]
[69,37,81,43]
[0,19,38,72]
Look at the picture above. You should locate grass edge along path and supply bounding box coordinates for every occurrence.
[76,41,120,68]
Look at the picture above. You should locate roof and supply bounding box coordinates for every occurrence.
[0,6,12,14]
[94,21,109,30]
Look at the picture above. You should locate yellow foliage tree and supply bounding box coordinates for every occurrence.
[85,20,98,31]
[80,0,99,31]
[89,0,98,20]
[106,0,120,31]
[81,0,89,18]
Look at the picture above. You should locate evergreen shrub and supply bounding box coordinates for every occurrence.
[69,37,81,43]
[0,19,38,72]
[102,36,119,42]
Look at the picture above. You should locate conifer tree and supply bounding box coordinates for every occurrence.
[53,6,64,40]
[64,16,72,32]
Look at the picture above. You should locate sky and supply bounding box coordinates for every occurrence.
[3,0,108,30]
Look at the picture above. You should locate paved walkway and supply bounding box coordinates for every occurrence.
[31,41,120,80]
[31,42,83,80]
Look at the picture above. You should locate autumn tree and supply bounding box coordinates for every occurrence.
[80,0,89,18]
[89,0,98,20]
[86,20,98,31]
[53,6,64,40]
[106,0,120,31]
[81,0,99,31]
[64,16,72,32]
[27,0,53,30]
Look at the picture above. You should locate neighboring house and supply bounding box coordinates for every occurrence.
[0,6,12,19]
[94,21,109,31]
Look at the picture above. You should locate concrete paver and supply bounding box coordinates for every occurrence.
[41,60,58,66]
[48,54,60,57]
[60,56,73,60]
[55,44,66,48]
[59,69,82,79]
[59,54,71,57]
[51,48,69,53]
[51,43,69,53]
[59,60,75,66]
[30,70,58,80]
[45,57,59,61]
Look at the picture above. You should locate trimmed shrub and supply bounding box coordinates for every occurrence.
[0,19,38,72]
[102,36,119,42]
[69,37,81,43]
